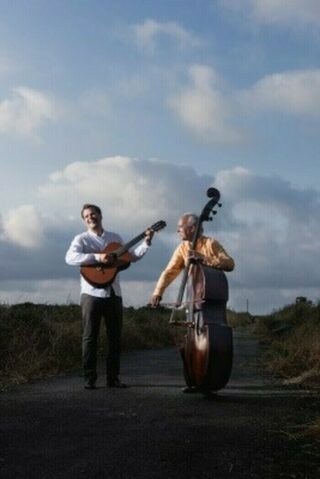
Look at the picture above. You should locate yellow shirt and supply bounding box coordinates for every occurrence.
[152,236,235,297]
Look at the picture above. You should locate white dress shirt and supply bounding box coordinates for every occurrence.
[65,229,149,298]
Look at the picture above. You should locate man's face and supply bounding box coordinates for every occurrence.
[82,208,102,232]
[177,218,195,241]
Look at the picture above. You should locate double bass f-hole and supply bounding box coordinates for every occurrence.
[195,311,205,335]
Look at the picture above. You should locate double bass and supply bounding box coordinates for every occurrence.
[170,188,233,395]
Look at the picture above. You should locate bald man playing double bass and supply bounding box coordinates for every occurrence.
[150,212,235,308]
[150,212,234,393]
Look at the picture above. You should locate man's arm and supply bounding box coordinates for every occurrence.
[150,244,185,306]
[127,228,154,263]
[65,235,101,266]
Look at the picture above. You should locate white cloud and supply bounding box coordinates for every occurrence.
[3,205,45,248]
[132,18,201,53]
[168,65,320,144]
[221,0,320,29]
[0,87,58,138]
[239,70,320,116]
[39,155,212,232]
[168,65,244,144]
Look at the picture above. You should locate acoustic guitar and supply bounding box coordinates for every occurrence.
[80,220,166,288]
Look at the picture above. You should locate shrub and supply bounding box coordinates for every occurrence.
[0,303,82,384]
[254,301,320,385]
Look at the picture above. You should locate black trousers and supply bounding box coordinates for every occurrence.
[80,292,123,383]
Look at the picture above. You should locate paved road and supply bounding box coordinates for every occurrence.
[0,329,319,478]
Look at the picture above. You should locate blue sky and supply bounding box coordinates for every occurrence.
[0,0,320,313]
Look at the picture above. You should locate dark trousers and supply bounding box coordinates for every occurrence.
[80,293,123,383]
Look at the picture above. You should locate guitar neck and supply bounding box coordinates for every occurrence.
[115,231,146,256]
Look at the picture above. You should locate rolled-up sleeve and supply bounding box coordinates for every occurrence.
[129,241,150,262]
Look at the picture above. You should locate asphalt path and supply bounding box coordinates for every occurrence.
[0,328,319,479]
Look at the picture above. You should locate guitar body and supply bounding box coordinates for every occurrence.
[80,220,166,289]
[80,242,131,289]
[181,264,233,394]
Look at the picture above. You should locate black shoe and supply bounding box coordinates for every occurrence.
[182,386,197,393]
[84,379,96,389]
[107,378,128,388]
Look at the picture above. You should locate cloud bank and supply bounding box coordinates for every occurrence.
[0,156,319,313]
[39,155,212,232]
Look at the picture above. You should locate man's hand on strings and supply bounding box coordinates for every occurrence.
[99,253,117,266]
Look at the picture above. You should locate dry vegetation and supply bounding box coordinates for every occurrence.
[253,300,320,386]
[0,302,174,387]
[1,300,319,389]
[253,299,320,441]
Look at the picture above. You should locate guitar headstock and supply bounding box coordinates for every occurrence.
[149,220,167,232]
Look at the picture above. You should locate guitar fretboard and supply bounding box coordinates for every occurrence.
[114,232,146,257]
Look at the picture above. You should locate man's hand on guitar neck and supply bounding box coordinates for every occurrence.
[144,228,154,246]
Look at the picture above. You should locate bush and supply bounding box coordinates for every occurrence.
[0,303,82,384]
[254,301,320,385]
